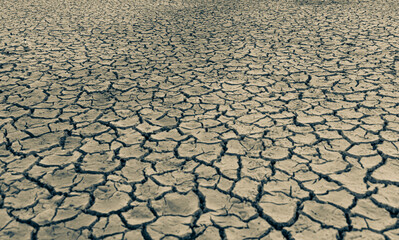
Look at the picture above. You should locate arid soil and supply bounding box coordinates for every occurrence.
[1,0,399,239]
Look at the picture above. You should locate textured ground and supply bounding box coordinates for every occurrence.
[1,0,399,239]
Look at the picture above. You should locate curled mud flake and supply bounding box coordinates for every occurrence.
[372,185,399,209]
[385,229,399,240]
[317,190,354,209]
[344,230,385,240]
[122,202,155,226]
[0,219,34,240]
[286,214,339,240]
[196,226,221,240]
[111,116,140,128]
[259,192,299,224]
[296,115,325,125]
[80,151,120,173]
[347,143,378,157]
[371,158,399,183]
[350,199,397,231]
[90,182,131,214]
[134,178,172,201]
[376,141,399,158]
[118,144,148,159]
[13,131,64,154]
[261,146,290,161]
[124,230,145,240]
[224,218,271,239]
[152,191,199,216]
[92,215,126,238]
[38,224,91,240]
[232,177,260,201]
[3,179,51,209]
[146,216,192,240]
[302,201,347,228]
[40,151,81,166]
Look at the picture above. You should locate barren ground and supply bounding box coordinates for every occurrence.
[1,0,399,239]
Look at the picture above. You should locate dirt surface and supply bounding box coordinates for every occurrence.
[1,0,399,239]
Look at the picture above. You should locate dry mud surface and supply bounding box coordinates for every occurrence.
[1,0,399,239]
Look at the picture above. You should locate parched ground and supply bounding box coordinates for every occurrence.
[1,0,399,239]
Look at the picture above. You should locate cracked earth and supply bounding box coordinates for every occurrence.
[1,0,399,239]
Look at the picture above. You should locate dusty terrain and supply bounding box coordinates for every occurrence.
[1,0,399,239]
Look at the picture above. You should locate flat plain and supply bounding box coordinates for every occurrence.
[1,0,399,239]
